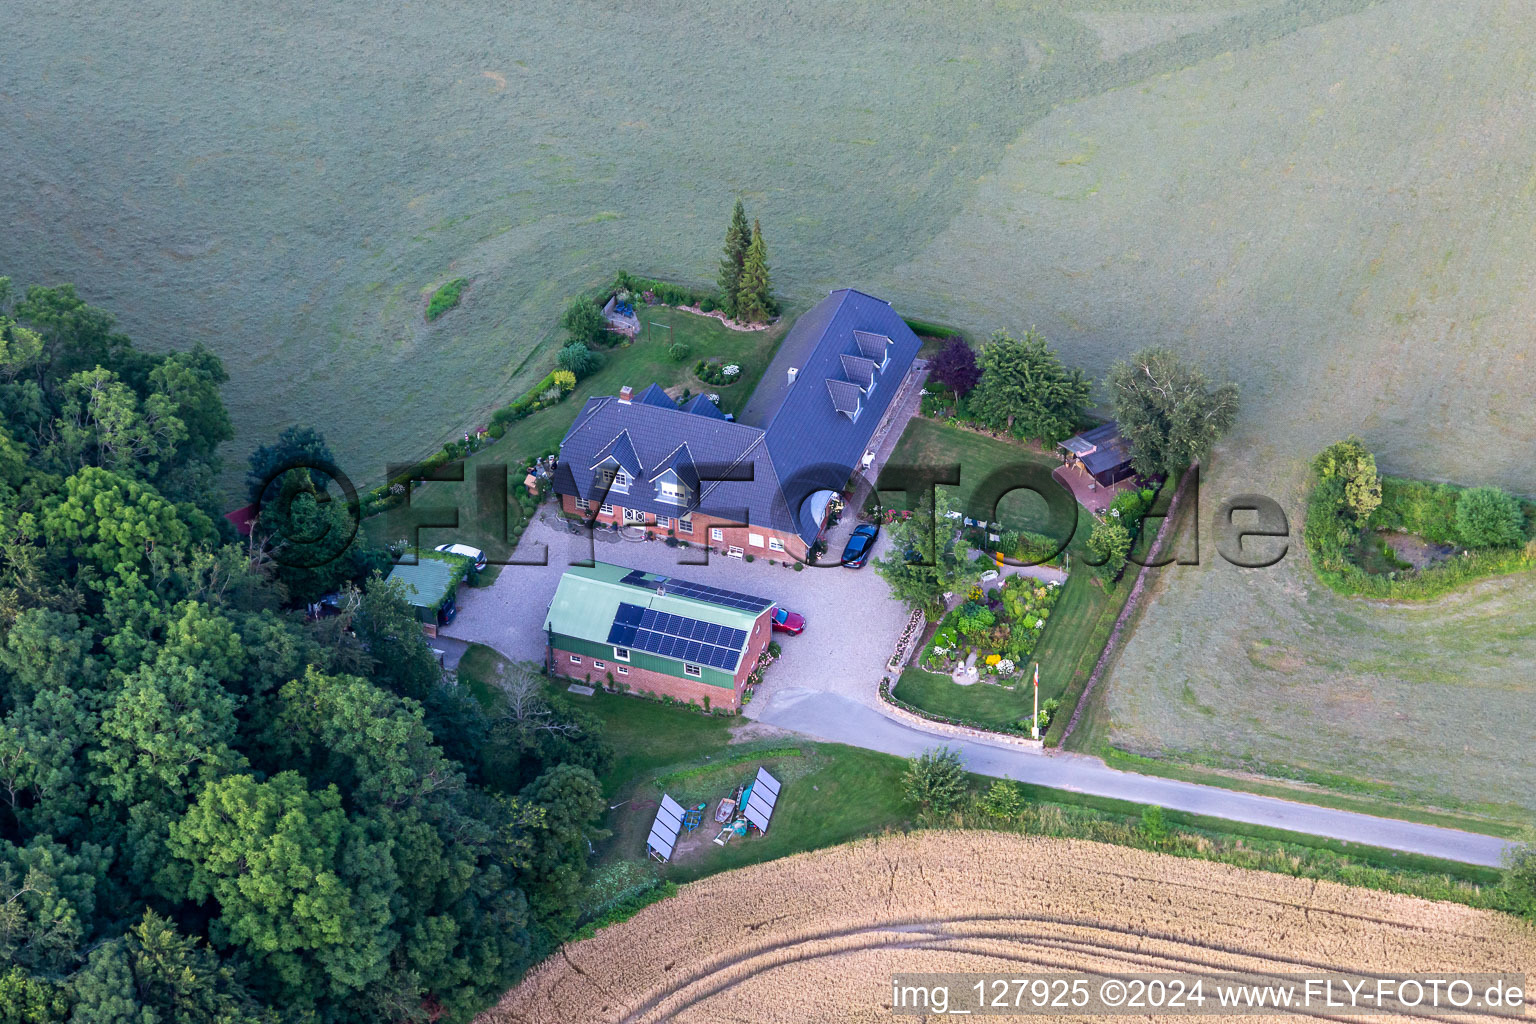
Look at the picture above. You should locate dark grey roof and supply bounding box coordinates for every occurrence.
[553,396,800,535]
[852,330,890,362]
[825,378,863,417]
[1062,421,1133,477]
[634,383,676,408]
[680,394,728,421]
[555,289,921,544]
[589,429,642,478]
[840,353,877,389]
[760,290,921,537]
[647,442,701,493]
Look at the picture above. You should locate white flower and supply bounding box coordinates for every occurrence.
[1109,508,1121,517]
[707,393,720,402]
[723,364,741,376]
[996,658,1015,674]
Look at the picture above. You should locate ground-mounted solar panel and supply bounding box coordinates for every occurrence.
[647,793,685,861]
[753,766,780,796]
[743,768,780,833]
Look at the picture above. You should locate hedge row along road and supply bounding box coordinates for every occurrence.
[752,687,1515,868]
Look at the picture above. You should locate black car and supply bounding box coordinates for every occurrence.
[840,524,878,568]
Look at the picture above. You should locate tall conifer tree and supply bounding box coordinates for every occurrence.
[735,219,773,324]
[717,199,751,316]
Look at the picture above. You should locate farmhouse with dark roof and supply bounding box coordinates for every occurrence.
[551,289,922,560]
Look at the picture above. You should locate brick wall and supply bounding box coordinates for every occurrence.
[559,493,810,562]
[552,649,739,708]
[549,608,774,713]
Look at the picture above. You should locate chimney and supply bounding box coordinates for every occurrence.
[787,367,798,386]
[618,385,633,404]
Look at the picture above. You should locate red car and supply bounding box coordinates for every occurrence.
[770,607,805,636]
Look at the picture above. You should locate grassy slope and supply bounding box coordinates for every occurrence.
[1,0,1379,495]
[879,0,1536,818]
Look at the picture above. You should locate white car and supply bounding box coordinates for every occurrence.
[434,543,487,572]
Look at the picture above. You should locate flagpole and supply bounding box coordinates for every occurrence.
[1031,662,1040,739]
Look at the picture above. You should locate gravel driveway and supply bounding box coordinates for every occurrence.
[443,511,911,710]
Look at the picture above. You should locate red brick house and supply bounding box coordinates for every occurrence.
[543,561,776,710]
[551,289,923,563]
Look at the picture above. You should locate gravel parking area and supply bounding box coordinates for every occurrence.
[443,510,910,710]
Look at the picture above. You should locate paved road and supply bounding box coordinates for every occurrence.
[751,688,1516,868]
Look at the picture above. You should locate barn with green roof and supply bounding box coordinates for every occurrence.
[543,561,777,709]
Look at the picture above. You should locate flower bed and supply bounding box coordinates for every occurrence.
[920,574,1062,680]
[694,359,742,386]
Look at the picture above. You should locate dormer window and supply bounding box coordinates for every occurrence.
[657,479,691,505]
[596,466,631,494]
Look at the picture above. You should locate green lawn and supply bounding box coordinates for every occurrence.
[880,416,1158,726]
[361,304,789,558]
[884,417,1067,536]
[894,666,1033,732]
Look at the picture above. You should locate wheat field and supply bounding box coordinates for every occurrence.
[482,832,1536,1023]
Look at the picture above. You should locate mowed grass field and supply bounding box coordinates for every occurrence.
[9,0,1536,817]
[2,0,1380,492]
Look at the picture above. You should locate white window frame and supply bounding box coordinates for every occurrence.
[683,663,702,678]
[593,660,605,670]
[768,537,785,552]
[575,496,591,512]
[656,515,672,529]
[568,654,582,665]
[613,647,630,662]
[599,502,614,516]
[616,665,629,676]
[678,515,693,535]
[657,480,690,505]
[748,532,764,547]
[611,469,631,494]
[710,527,724,541]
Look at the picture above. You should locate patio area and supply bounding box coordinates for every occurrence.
[1052,461,1136,515]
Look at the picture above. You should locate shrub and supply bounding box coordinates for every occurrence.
[558,342,605,379]
[550,369,577,392]
[744,553,755,562]
[1455,486,1525,548]
[903,746,966,814]
[980,778,1024,820]
[1502,828,1536,919]
[1086,519,1132,584]
[929,337,982,396]
[793,562,804,572]
[425,277,468,320]
[668,341,691,361]
[562,297,608,345]
[953,601,995,638]
[1107,488,1151,533]
[1140,804,1169,841]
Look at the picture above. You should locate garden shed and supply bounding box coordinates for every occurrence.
[1059,422,1135,487]
[384,552,468,635]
